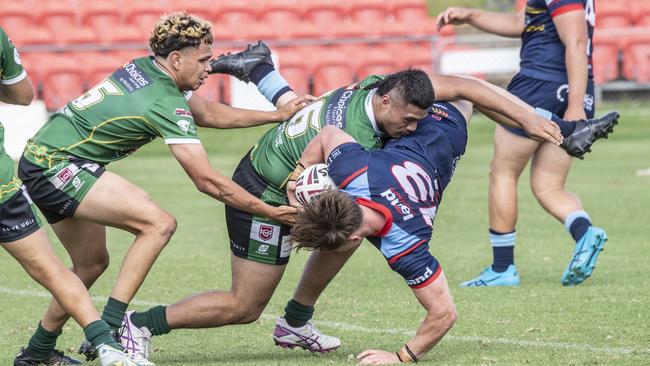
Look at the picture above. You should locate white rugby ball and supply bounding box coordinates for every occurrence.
[295,163,337,206]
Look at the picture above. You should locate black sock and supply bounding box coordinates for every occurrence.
[489,229,516,273]
[283,299,314,328]
[250,63,275,85]
[569,217,592,242]
[25,322,61,359]
[101,297,128,331]
[536,108,576,137]
[130,305,171,336]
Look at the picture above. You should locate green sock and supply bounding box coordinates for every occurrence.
[25,322,61,359]
[130,305,171,336]
[84,320,121,350]
[283,299,314,328]
[101,297,128,331]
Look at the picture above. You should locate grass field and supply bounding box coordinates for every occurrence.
[1,103,649,365]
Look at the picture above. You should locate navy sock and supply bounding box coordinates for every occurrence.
[249,64,293,105]
[249,63,274,85]
[490,229,516,273]
[535,107,576,137]
[564,211,592,242]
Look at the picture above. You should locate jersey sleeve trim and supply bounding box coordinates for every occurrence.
[411,265,442,289]
[388,239,426,264]
[339,166,368,189]
[355,197,393,237]
[551,3,584,17]
[164,138,201,145]
[1,69,27,85]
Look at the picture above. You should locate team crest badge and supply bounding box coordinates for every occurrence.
[259,225,274,241]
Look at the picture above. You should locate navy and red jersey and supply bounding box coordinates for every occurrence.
[519,0,595,83]
[326,102,467,288]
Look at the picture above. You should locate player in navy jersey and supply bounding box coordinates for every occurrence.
[437,0,606,287]
[285,101,472,363]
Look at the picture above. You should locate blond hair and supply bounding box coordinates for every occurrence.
[149,12,213,57]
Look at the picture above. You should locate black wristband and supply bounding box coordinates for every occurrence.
[396,351,404,362]
[404,344,418,363]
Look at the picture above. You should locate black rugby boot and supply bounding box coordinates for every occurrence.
[14,348,83,366]
[208,40,273,82]
[561,111,619,159]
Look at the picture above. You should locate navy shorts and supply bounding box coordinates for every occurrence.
[504,73,596,137]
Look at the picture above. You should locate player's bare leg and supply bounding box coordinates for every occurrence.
[531,142,607,286]
[460,125,538,287]
[273,248,355,352]
[166,255,286,327]
[290,246,360,307]
[73,171,177,305]
[38,219,108,332]
[7,229,134,366]
[3,229,100,328]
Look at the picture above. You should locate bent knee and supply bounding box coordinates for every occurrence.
[230,305,264,325]
[142,211,177,240]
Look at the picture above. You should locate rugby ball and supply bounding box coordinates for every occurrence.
[294,163,337,206]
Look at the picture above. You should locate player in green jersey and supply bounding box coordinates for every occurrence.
[118,41,571,364]
[0,27,139,366]
[13,14,312,366]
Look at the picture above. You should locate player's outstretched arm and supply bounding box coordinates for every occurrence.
[436,7,525,37]
[357,272,457,365]
[187,93,313,129]
[554,8,589,121]
[170,143,297,225]
[431,74,563,144]
[0,76,34,105]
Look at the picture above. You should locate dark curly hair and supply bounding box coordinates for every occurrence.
[149,12,213,57]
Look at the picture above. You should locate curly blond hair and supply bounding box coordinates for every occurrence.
[149,12,213,57]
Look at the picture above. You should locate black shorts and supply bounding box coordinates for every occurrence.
[0,186,42,243]
[225,153,292,265]
[18,156,105,224]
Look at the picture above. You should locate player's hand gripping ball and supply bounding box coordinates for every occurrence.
[295,164,337,206]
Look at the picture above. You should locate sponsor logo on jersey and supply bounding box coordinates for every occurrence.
[324,88,355,128]
[72,176,85,192]
[430,106,449,119]
[176,119,191,134]
[113,62,152,93]
[175,108,193,119]
[256,244,270,254]
[380,188,415,221]
[280,235,292,258]
[406,266,434,286]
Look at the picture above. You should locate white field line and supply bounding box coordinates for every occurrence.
[1,286,648,356]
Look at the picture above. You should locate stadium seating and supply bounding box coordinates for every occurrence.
[310,48,357,96]
[40,56,86,110]
[592,40,619,84]
[623,44,650,82]
[276,49,311,94]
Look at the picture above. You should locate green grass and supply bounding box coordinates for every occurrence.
[2,104,649,365]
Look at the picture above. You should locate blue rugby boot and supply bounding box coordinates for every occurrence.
[460,265,520,287]
[561,227,607,286]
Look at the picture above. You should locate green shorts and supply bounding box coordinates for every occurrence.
[225,152,293,265]
[0,186,42,243]
[18,156,105,224]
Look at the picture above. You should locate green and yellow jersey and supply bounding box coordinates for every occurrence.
[251,75,386,189]
[0,26,28,204]
[24,56,200,169]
